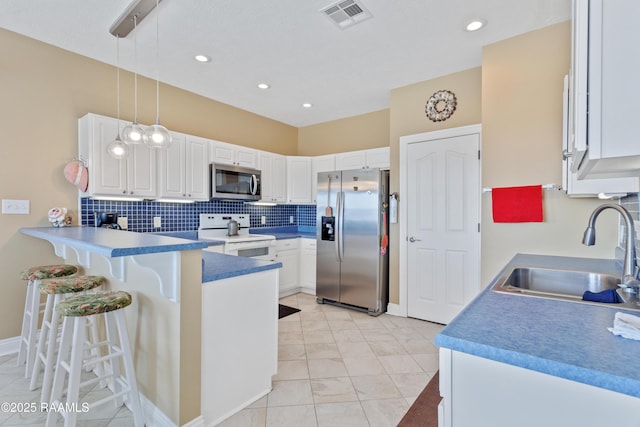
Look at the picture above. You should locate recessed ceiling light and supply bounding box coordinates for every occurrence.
[465,20,486,32]
[302,103,313,108]
[257,83,270,89]
[194,54,211,63]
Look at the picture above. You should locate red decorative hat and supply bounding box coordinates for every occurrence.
[63,160,88,192]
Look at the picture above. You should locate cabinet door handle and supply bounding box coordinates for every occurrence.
[562,149,573,160]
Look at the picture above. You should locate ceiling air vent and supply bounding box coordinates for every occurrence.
[321,0,372,29]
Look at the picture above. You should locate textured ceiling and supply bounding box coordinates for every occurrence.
[0,0,570,127]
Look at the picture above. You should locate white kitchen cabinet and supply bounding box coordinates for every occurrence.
[78,113,156,199]
[439,348,640,427]
[159,133,210,201]
[276,239,299,297]
[299,238,316,295]
[311,154,336,204]
[211,140,258,169]
[561,76,639,197]
[569,0,640,179]
[259,152,287,203]
[335,147,390,170]
[286,156,312,204]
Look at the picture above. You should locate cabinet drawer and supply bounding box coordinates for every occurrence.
[276,239,298,251]
[300,239,316,250]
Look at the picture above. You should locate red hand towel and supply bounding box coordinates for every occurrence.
[492,185,543,223]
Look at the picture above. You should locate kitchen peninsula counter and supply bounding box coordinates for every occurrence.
[19,225,280,427]
[435,253,640,427]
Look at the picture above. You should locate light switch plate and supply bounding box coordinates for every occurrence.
[153,216,162,228]
[261,215,266,225]
[2,199,30,214]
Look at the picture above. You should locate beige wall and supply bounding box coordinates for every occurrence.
[388,68,483,303]
[481,21,617,284]
[0,28,297,340]
[297,109,390,156]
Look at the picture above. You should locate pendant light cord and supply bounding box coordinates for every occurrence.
[155,0,161,122]
[133,14,138,123]
[116,35,121,134]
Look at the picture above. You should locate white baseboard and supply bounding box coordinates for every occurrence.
[0,336,20,357]
[386,303,405,317]
[181,415,205,427]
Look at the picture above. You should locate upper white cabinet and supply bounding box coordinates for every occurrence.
[569,0,640,179]
[311,155,336,204]
[158,133,210,201]
[335,147,390,170]
[286,156,313,204]
[78,113,156,199]
[562,76,639,196]
[260,151,287,203]
[211,141,258,169]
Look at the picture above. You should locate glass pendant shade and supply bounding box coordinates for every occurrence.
[122,122,145,144]
[107,135,129,159]
[144,122,172,148]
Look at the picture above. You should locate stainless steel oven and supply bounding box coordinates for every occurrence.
[210,164,261,201]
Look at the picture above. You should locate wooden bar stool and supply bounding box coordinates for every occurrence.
[29,275,106,403]
[46,290,143,427]
[18,264,78,378]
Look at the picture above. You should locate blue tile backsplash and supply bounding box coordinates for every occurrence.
[81,198,317,232]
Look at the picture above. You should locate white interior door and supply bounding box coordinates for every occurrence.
[406,130,481,324]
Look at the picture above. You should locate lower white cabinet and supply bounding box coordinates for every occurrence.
[299,238,316,294]
[275,238,317,297]
[439,348,640,427]
[276,239,299,297]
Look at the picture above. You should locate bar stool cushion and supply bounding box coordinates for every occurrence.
[38,275,106,295]
[56,291,132,317]
[19,264,78,281]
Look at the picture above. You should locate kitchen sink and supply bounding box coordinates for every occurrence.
[491,266,640,311]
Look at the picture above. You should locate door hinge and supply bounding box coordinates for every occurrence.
[478,223,481,232]
[478,150,481,160]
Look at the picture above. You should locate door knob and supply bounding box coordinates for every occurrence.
[409,236,421,242]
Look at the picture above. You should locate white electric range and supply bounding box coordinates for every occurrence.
[197,213,276,261]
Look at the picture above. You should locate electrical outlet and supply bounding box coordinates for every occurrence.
[261,215,266,225]
[289,215,294,224]
[117,216,128,230]
[2,199,30,214]
[153,217,162,228]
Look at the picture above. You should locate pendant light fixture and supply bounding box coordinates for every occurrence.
[121,14,145,145]
[144,0,172,149]
[107,35,130,159]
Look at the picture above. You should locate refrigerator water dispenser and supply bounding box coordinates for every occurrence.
[321,216,335,241]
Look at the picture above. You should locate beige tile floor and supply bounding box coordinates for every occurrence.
[0,292,443,427]
[219,293,444,427]
[0,352,135,426]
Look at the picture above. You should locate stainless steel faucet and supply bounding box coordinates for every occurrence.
[582,203,638,285]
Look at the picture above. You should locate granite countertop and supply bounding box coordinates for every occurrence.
[435,253,640,398]
[20,226,208,257]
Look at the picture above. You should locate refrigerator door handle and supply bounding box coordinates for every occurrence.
[334,190,341,262]
[337,191,345,261]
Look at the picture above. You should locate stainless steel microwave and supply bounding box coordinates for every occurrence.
[210,164,261,201]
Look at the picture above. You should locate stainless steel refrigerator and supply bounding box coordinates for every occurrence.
[316,168,389,315]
